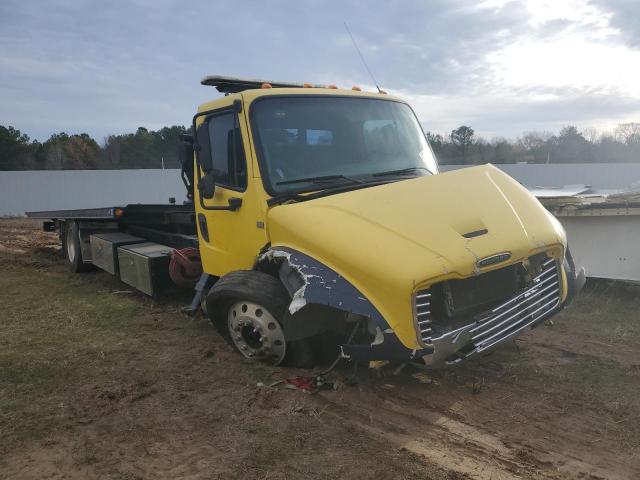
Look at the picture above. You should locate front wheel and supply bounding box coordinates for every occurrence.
[205,270,315,368]
[227,300,287,364]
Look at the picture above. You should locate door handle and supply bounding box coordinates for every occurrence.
[227,197,242,211]
[199,197,242,212]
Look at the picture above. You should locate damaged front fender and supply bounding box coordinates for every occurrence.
[256,247,433,361]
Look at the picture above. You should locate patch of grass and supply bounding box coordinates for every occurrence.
[0,265,173,453]
[496,350,640,450]
[555,279,640,346]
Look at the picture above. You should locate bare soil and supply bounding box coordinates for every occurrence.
[1,219,639,479]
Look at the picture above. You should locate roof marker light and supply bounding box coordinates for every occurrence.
[327,84,338,89]
[303,83,313,88]
[352,86,361,91]
[261,83,272,89]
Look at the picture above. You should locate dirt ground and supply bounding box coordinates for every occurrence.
[1,219,639,480]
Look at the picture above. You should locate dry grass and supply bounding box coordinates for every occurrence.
[1,218,639,479]
[0,219,453,480]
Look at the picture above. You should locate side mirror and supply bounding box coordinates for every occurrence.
[178,133,195,201]
[178,136,194,170]
[195,121,213,172]
[199,171,216,199]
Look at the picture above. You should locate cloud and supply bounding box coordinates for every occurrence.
[404,88,640,139]
[592,0,640,45]
[0,0,638,142]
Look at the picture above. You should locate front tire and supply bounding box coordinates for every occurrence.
[205,270,315,368]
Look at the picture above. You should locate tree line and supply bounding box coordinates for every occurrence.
[0,125,187,170]
[429,123,640,165]
[1,122,639,170]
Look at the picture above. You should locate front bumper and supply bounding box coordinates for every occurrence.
[342,253,586,367]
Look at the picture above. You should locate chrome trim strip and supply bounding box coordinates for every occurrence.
[476,296,559,347]
[473,290,559,342]
[470,280,558,334]
[487,267,557,313]
[473,297,559,352]
[415,257,561,360]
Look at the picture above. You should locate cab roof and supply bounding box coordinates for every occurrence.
[198,75,402,112]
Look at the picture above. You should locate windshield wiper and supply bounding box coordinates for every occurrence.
[268,177,399,206]
[276,174,363,186]
[372,166,431,177]
[267,192,308,207]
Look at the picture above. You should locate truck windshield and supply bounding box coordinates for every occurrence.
[251,96,439,194]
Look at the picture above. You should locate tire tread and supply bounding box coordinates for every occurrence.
[205,270,314,368]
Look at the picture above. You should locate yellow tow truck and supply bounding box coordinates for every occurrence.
[28,76,585,368]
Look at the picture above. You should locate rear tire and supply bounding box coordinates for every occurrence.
[205,270,315,368]
[62,221,92,273]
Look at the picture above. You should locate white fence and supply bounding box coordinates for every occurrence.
[2,164,640,216]
[558,215,640,282]
[440,163,640,190]
[2,164,639,281]
[0,169,186,217]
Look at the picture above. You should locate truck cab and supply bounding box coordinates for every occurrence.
[189,76,586,367]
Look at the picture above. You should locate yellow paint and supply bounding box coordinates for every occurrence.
[194,87,568,349]
[193,95,269,276]
[194,87,403,276]
[267,165,566,348]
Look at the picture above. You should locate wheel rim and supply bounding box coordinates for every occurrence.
[66,228,76,263]
[227,301,286,365]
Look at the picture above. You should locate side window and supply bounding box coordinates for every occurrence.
[208,112,247,189]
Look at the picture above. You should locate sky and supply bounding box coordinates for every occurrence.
[0,0,638,142]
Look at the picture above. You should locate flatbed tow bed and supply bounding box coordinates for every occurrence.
[26,203,201,298]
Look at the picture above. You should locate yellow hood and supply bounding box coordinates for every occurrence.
[266,164,566,349]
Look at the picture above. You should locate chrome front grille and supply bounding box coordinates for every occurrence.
[413,290,433,344]
[469,258,560,353]
[414,257,561,353]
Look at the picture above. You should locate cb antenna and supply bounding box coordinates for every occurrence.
[344,21,382,93]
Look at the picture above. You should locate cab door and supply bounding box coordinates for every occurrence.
[194,99,267,277]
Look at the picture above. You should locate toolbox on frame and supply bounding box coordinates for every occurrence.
[117,242,174,296]
[90,232,146,275]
